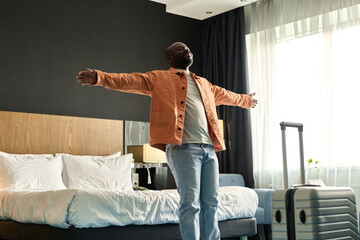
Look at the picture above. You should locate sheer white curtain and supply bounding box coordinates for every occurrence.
[246,0,360,197]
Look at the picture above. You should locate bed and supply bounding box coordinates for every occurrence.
[0,110,258,240]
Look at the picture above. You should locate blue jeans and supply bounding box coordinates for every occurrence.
[166,143,220,240]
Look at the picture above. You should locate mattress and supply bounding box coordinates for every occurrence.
[0,186,258,229]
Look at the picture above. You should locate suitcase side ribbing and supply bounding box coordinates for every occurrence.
[294,187,358,239]
[272,187,359,240]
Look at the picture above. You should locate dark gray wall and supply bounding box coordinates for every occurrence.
[0,0,202,122]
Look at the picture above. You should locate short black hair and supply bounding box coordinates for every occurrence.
[165,42,185,57]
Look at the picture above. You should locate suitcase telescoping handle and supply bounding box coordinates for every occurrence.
[280,122,305,189]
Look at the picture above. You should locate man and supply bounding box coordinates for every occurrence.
[76,42,257,240]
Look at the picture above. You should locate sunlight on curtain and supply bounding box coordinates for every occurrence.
[246,0,360,196]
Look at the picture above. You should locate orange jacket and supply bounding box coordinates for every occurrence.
[95,67,252,152]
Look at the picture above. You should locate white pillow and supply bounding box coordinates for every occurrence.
[0,152,66,190]
[60,152,133,191]
[56,152,121,187]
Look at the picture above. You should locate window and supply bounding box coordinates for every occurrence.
[271,25,360,171]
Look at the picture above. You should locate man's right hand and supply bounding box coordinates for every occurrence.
[76,68,97,86]
[249,92,258,108]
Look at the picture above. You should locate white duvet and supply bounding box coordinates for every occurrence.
[0,186,258,229]
[0,188,77,228]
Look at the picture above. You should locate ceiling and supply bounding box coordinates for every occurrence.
[150,0,258,20]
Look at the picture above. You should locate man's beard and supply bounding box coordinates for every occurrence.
[174,56,193,68]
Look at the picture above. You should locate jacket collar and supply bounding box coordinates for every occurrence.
[168,67,200,80]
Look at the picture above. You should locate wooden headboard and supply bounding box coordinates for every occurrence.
[0,111,124,155]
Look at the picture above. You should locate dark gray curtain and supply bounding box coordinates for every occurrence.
[202,7,254,188]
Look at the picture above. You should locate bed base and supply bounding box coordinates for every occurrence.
[0,218,256,240]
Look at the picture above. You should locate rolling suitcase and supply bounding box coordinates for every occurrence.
[272,122,359,239]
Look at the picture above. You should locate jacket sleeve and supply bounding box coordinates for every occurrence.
[211,84,252,109]
[94,70,155,97]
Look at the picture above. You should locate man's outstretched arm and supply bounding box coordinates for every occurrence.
[211,84,258,109]
[76,68,154,96]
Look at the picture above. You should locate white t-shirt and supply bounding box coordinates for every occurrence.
[177,69,213,145]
